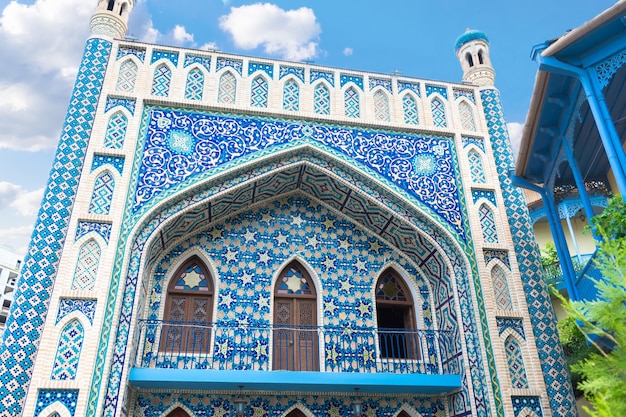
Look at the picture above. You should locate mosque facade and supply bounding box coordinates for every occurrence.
[0,1,577,417]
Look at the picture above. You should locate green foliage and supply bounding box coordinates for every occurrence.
[556,316,595,397]
[557,195,626,417]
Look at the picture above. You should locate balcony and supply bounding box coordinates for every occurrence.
[130,320,461,394]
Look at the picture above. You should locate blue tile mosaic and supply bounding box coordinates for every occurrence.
[104,97,136,116]
[248,61,274,78]
[0,38,111,417]
[92,154,125,175]
[310,70,334,86]
[398,81,420,97]
[340,73,364,90]
[472,189,497,206]
[462,136,485,152]
[483,249,510,268]
[279,65,304,82]
[75,221,112,243]
[56,298,97,325]
[453,88,475,103]
[216,57,243,75]
[34,389,79,417]
[512,396,543,417]
[426,84,448,99]
[150,50,178,66]
[183,54,211,71]
[369,77,392,92]
[116,45,145,62]
[497,317,525,339]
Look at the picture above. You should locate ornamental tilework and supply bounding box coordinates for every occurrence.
[218,72,237,104]
[34,390,79,417]
[512,396,543,417]
[459,101,476,131]
[75,221,112,243]
[104,97,135,116]
[492,265,513,311]
[184,68,204,101]
[344,87,360,118]
[151,50,179,66]
[369,77,392,92]
[310,70,334,86]
[56,299,97,325]
[497,317,525,339]
[431,98,447,128]
[51,319,84,380]
[216,57,243,75]
[250,76,269,108]
[151,64,172,97]
[462,136,485,152]
[472,189,496,206]
[453,88,475,103]
[92,154,125,175]
[88,171,115,215]
[402,94,419,125]
[282,80,300,111]
[373,90,390,121]
[0,38,110,417]
[116,45,145,62]
[340,73,364,90]
[248,61,274,78]
[398,81,420,96]
[279,65,304,82]
[481,88,575,416]
[425,84,448,99]
[71,239,101,291]
[116,59,137,92]
[313,83,330,115]
[505,336,529,389]
[479,203,498,244]
[468,151,487,183]
[133,109,464,236]
[183,54,211,71]
[103,111,127,149]
[483,249,510,268]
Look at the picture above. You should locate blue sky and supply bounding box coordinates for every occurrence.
[0,0,616,253]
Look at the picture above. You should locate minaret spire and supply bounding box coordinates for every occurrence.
[90,0,134,40]
[455,29,496,86]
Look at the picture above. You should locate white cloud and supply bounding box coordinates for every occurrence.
[0,225,33,255]
[343,47,353,56]
[219,3,321,61]
[172,24,194,44]
[507,122,524,161]
[200,42,220,51]
[0,182,43,216]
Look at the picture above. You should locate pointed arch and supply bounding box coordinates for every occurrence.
[373,89,390,122]
[250,75,269,108]
[459,100,476,131]
[283,79,300,111]
[478,50,485,65]
[402,93,419,125]
[284,409,308,417]
[218,71,237,104]
[375,268,419,359]
[116,59,137,92]
[431,97,447,128]
[466,53,474,67]
[505,335,529,389]
[184,67,204,101]
[492,264,513,311]
[164,406,192,417]
[71,239,101,291]
[88,170,115,215]
[468,149,486,183]
[344,86,360,118]
[160,256,214,354]
[103,110,128,149]
[273,260,318,371]
[152,63,172,97]
[478,203,498,244]
[50,319,84,380]
[313,82,330,115]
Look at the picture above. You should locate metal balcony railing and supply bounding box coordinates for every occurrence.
[133,320,459,375]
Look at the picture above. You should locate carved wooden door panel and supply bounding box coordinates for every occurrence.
[273,298,318,371]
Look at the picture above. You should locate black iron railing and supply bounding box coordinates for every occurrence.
[133,320,459,375]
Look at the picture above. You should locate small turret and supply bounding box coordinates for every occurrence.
[455,29,495,86]
[90,0,134,40]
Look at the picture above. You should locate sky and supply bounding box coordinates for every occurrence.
[0,0,617,254]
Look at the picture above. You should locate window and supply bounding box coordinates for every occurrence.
[160,257,214,354]
[466,53,474,67]
[375,269,419,359]
[273,261,318,371]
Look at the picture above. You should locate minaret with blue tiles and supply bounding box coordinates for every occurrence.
[456,30,578,417]
[0,2,132,416]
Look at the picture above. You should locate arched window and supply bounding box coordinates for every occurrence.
[104,111,128,149]
[313,83,330,115]
[492,265,513,311]
[375,269,418,359]
[160,257,214,354]
[71,239,101,291]
[468,150,486,183]
[431,98,447,128]
[250,75,269,108]
[283,80,300,111]
[344,87,360,118]
[478,50,484,65]
[505,335,529,389]
[116,59,137,92]
[165,407,191,417]
[88,171,115,215]
[152,64,172,97]
[184,68,204,101]
[466,53,474,67]
[273,261,318,371]
[402,94,419,125]
[459,101,476,131]
[479,203,498,244]
[107,0,114,11]
[284,409,308,417]
[373,90,390,122]
[218,71,237,104]
[51,319,84,380]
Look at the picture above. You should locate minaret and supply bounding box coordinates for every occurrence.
[455,29,496,86]
[90,0,134,39]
